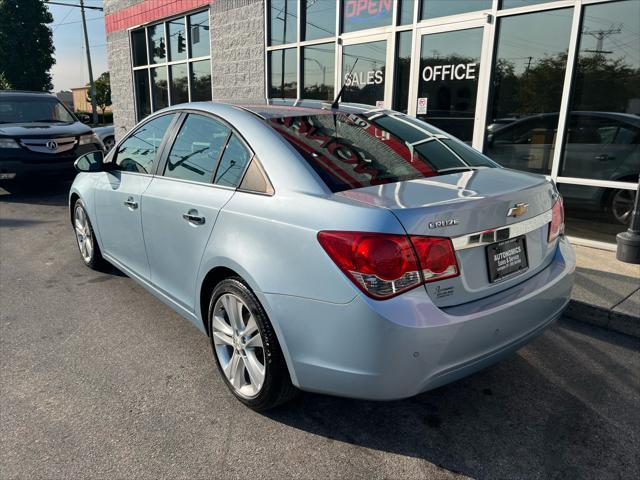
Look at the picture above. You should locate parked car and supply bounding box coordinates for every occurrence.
[92,125,115,152]
[69,100,575,410]
[0,90,103,180]
[486,111,639,224]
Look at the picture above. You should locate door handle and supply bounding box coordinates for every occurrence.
[182,209,205,225]
[595,154,613,161]
[124,197,138,209]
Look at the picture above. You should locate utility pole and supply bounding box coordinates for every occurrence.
[583,25,621,55]
[45,1,103,124]
[79,0,98,124]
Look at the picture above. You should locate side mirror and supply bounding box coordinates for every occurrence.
[78,114,91,124]
[74,150,104,172]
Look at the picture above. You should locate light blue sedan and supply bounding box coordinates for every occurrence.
[70,100,575,410]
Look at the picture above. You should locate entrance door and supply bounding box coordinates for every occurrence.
[411,23,487,145]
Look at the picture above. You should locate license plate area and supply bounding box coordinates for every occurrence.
[486,236,528,283]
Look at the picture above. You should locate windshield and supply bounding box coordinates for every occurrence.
[268,112,497,192]
[0,96,76,124]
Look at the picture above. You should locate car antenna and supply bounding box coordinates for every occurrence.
[331,58,358,110]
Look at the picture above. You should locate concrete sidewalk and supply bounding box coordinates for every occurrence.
[565,243,640,338]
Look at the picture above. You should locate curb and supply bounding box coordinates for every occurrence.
[565,300,640,339]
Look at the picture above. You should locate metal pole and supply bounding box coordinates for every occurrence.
[616,175,640,264]
[80,0,98,124]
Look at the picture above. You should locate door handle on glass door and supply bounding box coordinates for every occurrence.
[182,209,205,225]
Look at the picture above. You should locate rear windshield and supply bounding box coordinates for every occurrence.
[0,96,75,124]
[268,112,497,192]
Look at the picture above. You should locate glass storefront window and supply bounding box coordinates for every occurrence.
[342,0,393,33]
[416,28,483,143]
[168,18,187,62]
[559,0,639,183]
[134,70,151,119]
[188,11,210,58]
[132,29,147,67]
[269,0,297,46]
[169,64,189,105]
[151,67,168,110]
[303,0,335,41]
[559,183,637,242]
[501,0,554,9]
[485,8,573,174]
[420,0,491,20]
[269,48,297,99]
[303,43,335,101]
[393,31,412,114]
[398,0,415,25]
[190,60,212,101]
[342,41,387,106]
[147,24,166,65]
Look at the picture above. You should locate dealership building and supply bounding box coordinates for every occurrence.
[103,0,639,247]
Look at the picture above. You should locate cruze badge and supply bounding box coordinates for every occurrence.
[507,203,529,218]
[429,219,459,229]
[46,140,58,151]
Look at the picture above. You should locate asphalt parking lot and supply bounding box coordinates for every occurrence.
[1,178,639,480]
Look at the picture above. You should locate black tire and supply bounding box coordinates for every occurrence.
[208,277,296,411]
[73,199,107,270]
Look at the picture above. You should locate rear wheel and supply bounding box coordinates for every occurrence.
[73,199,106,270]
[208,277,296,410]
[608,188,634,225]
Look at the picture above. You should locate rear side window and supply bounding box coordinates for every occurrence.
[214,134,251,188]
[163,114,230,183]
[268,113,496,192]
[114,113,176,173]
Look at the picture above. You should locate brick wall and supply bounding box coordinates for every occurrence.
[104,0,266,138]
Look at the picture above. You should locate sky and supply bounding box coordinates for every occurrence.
[47,0,108,92]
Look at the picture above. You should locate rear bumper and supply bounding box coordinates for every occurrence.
[261,236,575,400]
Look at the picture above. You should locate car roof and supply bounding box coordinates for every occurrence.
[0,90,57,99]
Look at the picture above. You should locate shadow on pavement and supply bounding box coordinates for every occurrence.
[265,319,639,479]
[0,175,75,207]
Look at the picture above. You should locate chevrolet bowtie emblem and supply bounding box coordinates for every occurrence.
[507,203,529,218]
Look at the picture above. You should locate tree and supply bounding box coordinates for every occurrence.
[0,0,55,91]
[87,72,112,121]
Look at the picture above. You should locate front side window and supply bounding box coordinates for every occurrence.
[163,114,230,183]
[214,134,252,188]
[268,113,495,192]
[131,10,211,120]
[114,114,176,174]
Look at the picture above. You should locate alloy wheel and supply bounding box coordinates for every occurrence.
[611,189,634,225]
[211,293,265,398]
[74,205,93,263]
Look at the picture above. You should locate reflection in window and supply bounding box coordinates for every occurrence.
[417,28,483,143]
[269,48,297,99]
[500,0,554,9]
[134,70,151,120]
[560,0,639,183]
[559,183,637,242]
[164,114,229,183]
[398,0,415,25]
[343,0,392,33]
[485,8,573,173]
[151,67,168,111]
[147,24,166,64]
[188,11,210,58]
[115,114,175,174]
[342,41,387,106]
[170,64,189,105]
[421,0,491,20]
[215,134,252,188]
[190,60,212,101]
[303,0,335,41]
[132,29,147,67]
[303,43,335,101]
[269,0,297,45]
[168,18,187,62]
[393,31,412,114]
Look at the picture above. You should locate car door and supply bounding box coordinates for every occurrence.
[93,113,177,280]
[141,112,253,311]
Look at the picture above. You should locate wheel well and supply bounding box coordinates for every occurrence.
[69,193,80,224]
[200,266,239,336]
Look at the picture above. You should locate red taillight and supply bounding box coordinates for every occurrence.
[548,196,565,242]
[317,231,459,299]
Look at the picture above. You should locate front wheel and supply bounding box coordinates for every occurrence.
[208,278,296,410]
[608,188,634,225]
